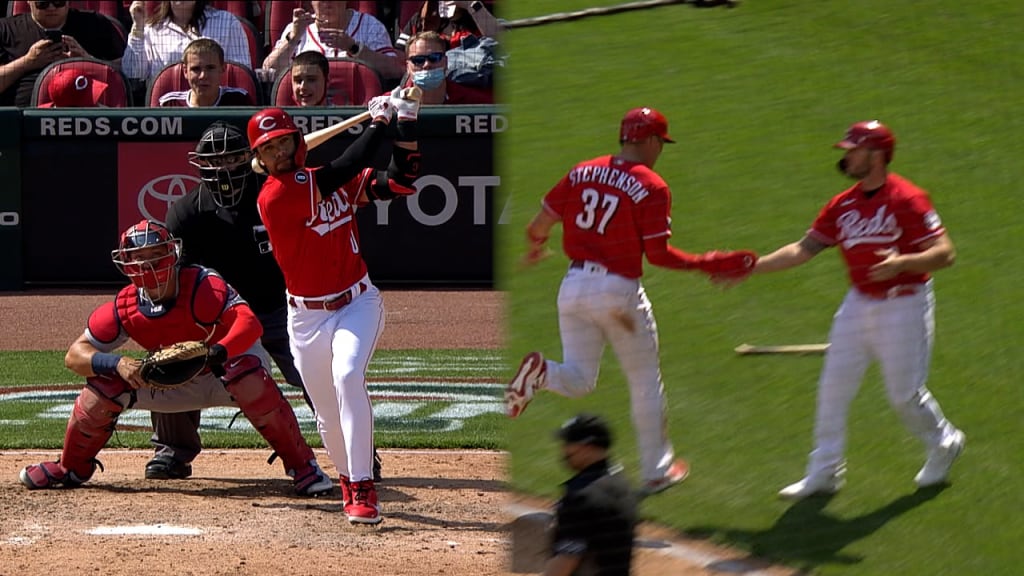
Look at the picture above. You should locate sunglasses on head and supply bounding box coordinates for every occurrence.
[408,52,445,67]
[35,1,67,8]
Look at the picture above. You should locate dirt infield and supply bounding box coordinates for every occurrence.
[0,289,794,575]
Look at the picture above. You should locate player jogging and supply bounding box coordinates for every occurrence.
[745,120,965,499]
[507,107,756,496]
[19,220,332,496]
[247,91,420,524]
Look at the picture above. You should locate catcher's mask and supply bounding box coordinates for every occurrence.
[188,121,254,208]
[111,220,181,299]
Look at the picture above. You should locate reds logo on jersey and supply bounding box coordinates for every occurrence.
[837,206,902,248]
[306,191,353,236]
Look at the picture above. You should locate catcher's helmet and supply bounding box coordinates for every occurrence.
[620,107,675,144]
[834,120,895,163]
[111,220,181,297]
[247,107,307,169]
[189,121,254,208]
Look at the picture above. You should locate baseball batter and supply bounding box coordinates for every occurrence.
[247,92,420,524]
[507,107,755,495]
[19,220,332,496]
[747,120,965,499]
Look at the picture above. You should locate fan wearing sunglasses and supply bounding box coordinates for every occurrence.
[403,31,492,105]
[0,0,126,107]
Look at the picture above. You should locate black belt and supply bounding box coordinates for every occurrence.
[288,282,366,311]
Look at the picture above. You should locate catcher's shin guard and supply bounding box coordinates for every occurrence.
[62,382,124,479]
[222,355,315,471]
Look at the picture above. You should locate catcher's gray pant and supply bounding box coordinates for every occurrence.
[149,334,282,463]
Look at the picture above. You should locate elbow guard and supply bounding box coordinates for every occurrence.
[368,170,416,201]
[367,147,421,201]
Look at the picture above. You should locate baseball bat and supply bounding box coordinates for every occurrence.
[734,343,830,356]
[250,86,422,175]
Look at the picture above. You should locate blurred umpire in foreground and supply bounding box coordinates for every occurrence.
[545,413,637,576]
[149,121,383,481]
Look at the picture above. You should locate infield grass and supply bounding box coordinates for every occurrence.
[501,1,1024,574]
[0,349,506,450]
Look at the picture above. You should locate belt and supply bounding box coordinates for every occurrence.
[569,260,608,275]
[288,282,367,311]
[858,284,922,300]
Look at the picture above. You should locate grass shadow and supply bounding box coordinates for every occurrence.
[687,486,948,573]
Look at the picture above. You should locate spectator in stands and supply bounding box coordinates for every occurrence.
[396,1,503,51]
[405,31,491,105]
[288,50,329,107]
[39,67,107,107]
[263,1,403,82]
[158,38,250,107]
[0,0,125,107]
[122,0,250,82]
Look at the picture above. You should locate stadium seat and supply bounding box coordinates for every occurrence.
[271,58,382,107]
[146,60,260,107]
[32,58,132,107]
[264,0,303,49]
[235,15,263,69]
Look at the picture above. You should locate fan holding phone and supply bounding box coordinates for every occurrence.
[0,0,126,107]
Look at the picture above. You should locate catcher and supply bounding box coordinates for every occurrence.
[19,220,333,496]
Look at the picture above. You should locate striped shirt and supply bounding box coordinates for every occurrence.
[122,7,251,81]
[276,10,397,60]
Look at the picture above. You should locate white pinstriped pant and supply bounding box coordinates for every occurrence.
[806,280,957,477]
[543,265,677,482]
[286,276,383,482]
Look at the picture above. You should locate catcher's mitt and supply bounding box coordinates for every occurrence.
[699,250,758,280]
[140,341,209,390]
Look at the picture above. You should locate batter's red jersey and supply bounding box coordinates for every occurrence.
[809,173,945,293]
[543,155,672,279]
[86,266,252,353]
[257,166,373,298]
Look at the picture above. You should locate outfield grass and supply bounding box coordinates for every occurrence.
[501,1,1024,574]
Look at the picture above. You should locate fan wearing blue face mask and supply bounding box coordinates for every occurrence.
[403,31,493,105]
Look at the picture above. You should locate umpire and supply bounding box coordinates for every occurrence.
[546,413,637,576]
[147,121,385,481]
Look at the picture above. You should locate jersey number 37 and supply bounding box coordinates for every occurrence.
[575,188,620,235]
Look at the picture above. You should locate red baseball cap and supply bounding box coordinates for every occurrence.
[620,107,675,144]
[40,69,108,108]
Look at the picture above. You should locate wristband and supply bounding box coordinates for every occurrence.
[396,120,417,142]
[91,352,123,376]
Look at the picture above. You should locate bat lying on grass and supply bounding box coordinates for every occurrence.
[734,343,830,356]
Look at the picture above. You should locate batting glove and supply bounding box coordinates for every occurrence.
[390,87,421,122]
[367,95,394,123]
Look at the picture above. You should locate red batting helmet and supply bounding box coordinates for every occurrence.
[247,107,308,168]
[620,107,675,144]
[834,120,895,163]
[111,220,181,297]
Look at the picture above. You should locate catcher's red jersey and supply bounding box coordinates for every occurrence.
[257,167,372,297]
[543,155,671,279]
[809,173,944,292]
[87,266,248,353]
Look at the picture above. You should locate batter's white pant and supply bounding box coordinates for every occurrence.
[806,281,958,478]
[544,264,676,482]
[286,275,383,482]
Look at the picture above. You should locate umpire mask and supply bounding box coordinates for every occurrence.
[188,121,254,208]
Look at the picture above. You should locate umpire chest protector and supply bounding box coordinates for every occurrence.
[115,266,233,351]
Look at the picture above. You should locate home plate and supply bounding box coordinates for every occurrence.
[86,525,204,536]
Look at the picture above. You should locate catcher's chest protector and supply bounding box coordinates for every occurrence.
[115,267,224,351]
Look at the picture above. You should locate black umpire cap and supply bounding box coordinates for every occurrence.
[555,413,612,449]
